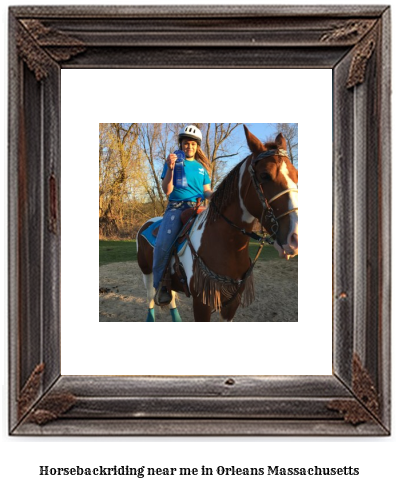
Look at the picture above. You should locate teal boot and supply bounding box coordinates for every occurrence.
[146,308,155,322]
[170,308,182,322]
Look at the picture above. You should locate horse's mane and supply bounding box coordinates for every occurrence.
[208,141,283,222]
[207,156,248,222]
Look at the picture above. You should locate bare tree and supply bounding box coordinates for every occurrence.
[193,123,242,188]
[99,123,140,237]
[137,123,169,214]
[274,123,298,166]
[100,122,245,238]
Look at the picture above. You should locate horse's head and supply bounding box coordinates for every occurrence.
[243,125,298,260]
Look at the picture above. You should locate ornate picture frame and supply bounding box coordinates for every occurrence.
[9,5,391,435]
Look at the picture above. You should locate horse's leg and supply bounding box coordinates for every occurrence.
[169,291,182,322]
[193,297,212,322]
[220,304,238,322]
[137,226,157,322]
[143,273,156,322]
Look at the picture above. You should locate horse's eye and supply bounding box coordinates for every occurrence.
[260,172,272,182]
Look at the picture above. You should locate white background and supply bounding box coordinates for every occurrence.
[61,68,332,376]
[1,1,398,491]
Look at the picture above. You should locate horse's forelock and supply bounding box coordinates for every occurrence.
[263,141,279,150]
[262,141,290,171]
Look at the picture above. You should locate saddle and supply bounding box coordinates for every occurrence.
[140,204,206,298]
[170,205,206,297]
[151,205,206,238]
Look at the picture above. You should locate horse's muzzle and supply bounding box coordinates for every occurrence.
[287,232,298,253]
[274,232,298,260]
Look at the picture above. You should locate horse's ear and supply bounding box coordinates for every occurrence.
[243,125,264,154]
[275,133,287,151]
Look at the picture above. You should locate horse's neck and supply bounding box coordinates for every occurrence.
[207,157,256,252]
[194,161,256,277]
[226,157,256,234]
[227,200,255,236]
[205,201,255,263]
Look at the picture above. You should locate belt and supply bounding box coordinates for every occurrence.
[168,200,197,208]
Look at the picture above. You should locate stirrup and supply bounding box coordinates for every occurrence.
[154,285,172,306]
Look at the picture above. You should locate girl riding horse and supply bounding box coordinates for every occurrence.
[137,125,298,322]
[152,125,213,306]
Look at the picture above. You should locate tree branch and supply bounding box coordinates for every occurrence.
[213,152,239,161]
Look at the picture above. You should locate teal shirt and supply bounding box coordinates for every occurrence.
[161,159,211,201]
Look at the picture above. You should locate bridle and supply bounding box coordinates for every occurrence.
[249,149,298,241]
[210,150,298,246]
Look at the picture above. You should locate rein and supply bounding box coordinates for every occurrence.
[210,200,274,245]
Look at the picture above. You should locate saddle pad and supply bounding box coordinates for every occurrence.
[140,217,189,255]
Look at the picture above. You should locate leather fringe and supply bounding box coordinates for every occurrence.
[193,257,255,311]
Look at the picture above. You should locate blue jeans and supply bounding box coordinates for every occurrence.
[153,200,195,289]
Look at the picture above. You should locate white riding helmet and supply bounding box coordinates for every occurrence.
[178,125,202,145]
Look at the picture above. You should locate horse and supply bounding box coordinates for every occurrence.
[137,125,298,322]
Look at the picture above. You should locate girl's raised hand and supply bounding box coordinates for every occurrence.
[167,153,177,170]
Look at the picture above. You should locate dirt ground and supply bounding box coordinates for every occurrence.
[100,259,298,322]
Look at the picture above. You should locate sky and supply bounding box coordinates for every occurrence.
[169,123,296,171]
[217,123,297,171]
[244,123,277,140]
[113,123,298,179]
[237,123,279,160]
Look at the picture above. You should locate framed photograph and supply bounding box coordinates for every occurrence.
[9,5,391,435]
[96,121,301,325]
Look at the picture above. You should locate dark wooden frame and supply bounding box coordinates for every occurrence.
[9,5,391,436]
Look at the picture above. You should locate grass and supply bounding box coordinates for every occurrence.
[100,239,297,267]
[249,241,279,261]
[99,240,136,266]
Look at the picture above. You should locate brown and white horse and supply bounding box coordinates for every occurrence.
[137,125,298,322]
